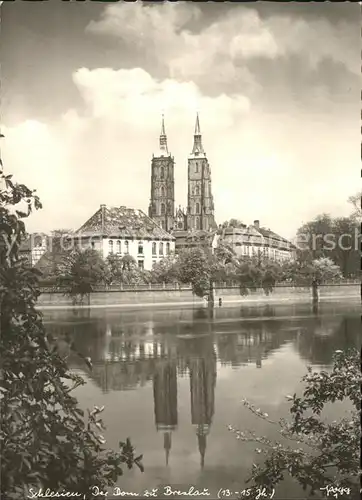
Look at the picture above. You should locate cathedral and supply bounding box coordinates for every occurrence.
[148,114,218,234]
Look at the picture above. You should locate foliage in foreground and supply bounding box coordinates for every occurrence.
[0,166,142,498]
[229,349,361,498]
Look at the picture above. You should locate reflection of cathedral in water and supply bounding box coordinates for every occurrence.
[49,307,361,473]
[152,345,178,466]
[151,336,217,469]
[186,336,217,468]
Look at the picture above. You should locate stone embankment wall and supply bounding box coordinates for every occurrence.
[37,284,360,308]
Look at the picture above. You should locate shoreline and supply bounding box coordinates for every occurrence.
[37,294,361,310]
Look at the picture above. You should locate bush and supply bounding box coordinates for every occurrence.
[229,349,361,498]
[0,166,143,498]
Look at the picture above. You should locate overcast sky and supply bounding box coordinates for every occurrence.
[1,1,360,239]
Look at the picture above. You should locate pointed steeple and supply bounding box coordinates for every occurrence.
[197,425,208,469]
[164,431,172,466]
[194,112,201,135]
[158,114,169,156]
[191,113,205,156]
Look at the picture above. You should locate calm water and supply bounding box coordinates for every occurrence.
[43,302,361,500]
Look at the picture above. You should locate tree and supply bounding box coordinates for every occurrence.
[0,165,142,498]
[150,255,179,283]
[105,253,125,284]
[35,229,75,282]
[233,257,283,296]
[229,349,361,498]
[57,248,107,304]
[177,247,215,302]
[176,246,285,305]
[347,191,361,222]
[120,254,136,271]
[282,257,341,304]
[177,244,240,304]
[296,212,360,278]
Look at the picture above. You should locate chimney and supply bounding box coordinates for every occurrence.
[100,204,106,234]
[254,219,260,229]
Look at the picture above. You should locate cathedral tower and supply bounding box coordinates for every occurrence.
[187,114,216,231]
[148,116,175,231]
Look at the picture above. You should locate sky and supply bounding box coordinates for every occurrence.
[1,1,360,239]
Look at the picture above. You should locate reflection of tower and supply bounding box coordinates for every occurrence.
[256,349,262,368]
[153,355,178,466]
[188,340,217,468]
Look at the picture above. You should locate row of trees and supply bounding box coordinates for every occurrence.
[46,242,342,306]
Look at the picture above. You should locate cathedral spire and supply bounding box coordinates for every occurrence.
[159,114,169,156]
[191,113,204,155]
[194,112,201,135]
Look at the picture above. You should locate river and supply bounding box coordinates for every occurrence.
[43,301,361,500]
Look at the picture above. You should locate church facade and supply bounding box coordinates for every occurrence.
[148,115,218,236]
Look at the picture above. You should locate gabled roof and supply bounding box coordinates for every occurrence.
[76,205,175,241]
[257,227,294,246]
[220,223,294,249]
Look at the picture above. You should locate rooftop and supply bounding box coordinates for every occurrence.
[76,205,175,241]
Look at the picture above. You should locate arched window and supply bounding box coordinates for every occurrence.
[116,240,121,253]
[196,217,200,230]
[161,186,165,197]
[159,242,164,256]
[160,166,164,179]
[161,203,166,215]
[108,240,114,254]
[166,242,170,255]
[124,240,129,254]
[138,241,144,255]
[196,203,200,214]
[152,242,157,255]
[195,162,199,173]
[195,185,200,195]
